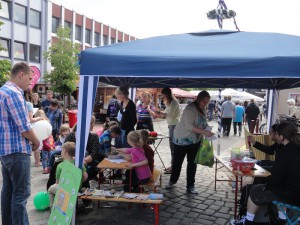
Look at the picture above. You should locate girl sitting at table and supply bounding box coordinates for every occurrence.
[114,131,152,192]
[139,129,154,173]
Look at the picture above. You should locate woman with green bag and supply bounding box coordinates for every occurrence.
[165,91,214,194]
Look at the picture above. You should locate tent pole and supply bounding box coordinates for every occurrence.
[217,88,222,155]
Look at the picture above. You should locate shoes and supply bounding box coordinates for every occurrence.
[230,217,255,225]
[42,168,51,174]
[34,162,40,167]
[186,186,198,194]
[165,182,175,189]
[164,168,172,174]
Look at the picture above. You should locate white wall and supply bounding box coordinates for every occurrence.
[278,88,300,114]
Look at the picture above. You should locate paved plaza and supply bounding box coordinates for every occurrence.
[0,119,248,225]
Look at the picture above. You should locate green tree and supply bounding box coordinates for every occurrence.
[44,26,80,95]
[0,59,11,86]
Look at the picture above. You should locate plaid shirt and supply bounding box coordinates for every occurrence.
[0,81,32,156]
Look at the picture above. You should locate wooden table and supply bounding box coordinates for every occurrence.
[97,158,132,191]
[149,135,169,170]
[214,154,271,219]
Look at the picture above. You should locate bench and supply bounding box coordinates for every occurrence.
[78,193,163,225]
[139,165,162,193]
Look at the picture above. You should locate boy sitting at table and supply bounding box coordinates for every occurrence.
[99,125,121,156]
[48,142,88,208]
[113,131,152,192]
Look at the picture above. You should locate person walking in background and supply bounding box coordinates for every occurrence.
[221,96,236,136]
[245,99,260,131]
[233,101,244,136]
[136,92,157,131]
[0,62,40,225]
[32,92,42,109]
[165,91,214,194]
[42,90,53,110]
[208,100,216,121]
[46,99,63,141]
[157,88,180,174]
[115,87,137,148]
[106,95,121,122]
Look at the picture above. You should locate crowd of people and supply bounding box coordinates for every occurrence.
[0,62,299,225]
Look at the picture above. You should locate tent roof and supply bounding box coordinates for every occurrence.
[80,30,300,89]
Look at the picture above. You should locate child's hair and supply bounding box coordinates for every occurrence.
[109,125,121,135]
[62,142,76,157]
[127,131,143,147]
[35,109,49,122]
[104,121,119,130]
[139,129,149,145]
[60,124,70,135]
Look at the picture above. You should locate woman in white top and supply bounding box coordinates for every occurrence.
[287,98,298,118]
[165,91,214,194]
[157,88,180,174]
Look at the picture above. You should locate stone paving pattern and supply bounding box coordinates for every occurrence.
[0,120,248,225]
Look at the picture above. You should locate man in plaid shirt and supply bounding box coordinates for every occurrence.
[0,62,40,225]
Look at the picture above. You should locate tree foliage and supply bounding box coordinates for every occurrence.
[44,26,80,95]
[0,60,11,86]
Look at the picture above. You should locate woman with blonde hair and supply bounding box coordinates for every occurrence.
[136,92,156,131]
[287,98,298,118]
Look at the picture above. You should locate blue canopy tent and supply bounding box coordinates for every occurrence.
[75,30,300,170]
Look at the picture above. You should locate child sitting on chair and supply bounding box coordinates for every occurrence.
[48,142,88,208]
[99,125,121,156]
[114,131,152,192]
[139,129,154,173]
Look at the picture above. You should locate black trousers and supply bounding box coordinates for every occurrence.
[170,142,200,189]
[222,118,232,135]
[233,122,242,134]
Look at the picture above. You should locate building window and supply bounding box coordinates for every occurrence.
[102,35,108,46]
[30,9,41,28]
[75,25,81,41]
[14,41,25,60]
[94,32,99,46]
[52,17,59,33]
[85,29,91,44]
[110,38,115,44]
[0,38,10,57]
[0,1,10,19]
[14,4,26,24]
[29,44,40,62]
[64,21,72,38]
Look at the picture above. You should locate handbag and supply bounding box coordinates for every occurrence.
[194,139,214,167]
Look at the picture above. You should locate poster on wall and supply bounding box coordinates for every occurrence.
[288,93,300,107]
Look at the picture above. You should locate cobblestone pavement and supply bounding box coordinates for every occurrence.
[0,120,248,225]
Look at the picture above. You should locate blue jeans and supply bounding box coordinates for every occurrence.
[121,129,133,148]
[41,150,51,169]
[48,149,62,169]
[0,153,31,225]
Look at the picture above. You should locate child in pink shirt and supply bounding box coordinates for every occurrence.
[116,131,151,192]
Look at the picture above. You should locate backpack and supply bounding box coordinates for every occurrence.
[108,102,119,117]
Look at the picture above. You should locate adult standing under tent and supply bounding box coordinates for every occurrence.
[221,96,235,136]
[165,91,214,194]
[0,62,40,225]
[245,99,260,131]
[115,87,137,148]
[157,88,181,174]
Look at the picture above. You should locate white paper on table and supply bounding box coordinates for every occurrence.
[106,158,127,163]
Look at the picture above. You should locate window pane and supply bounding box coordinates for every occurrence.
[0,1,10,19]
[85,29,91,44]
[14,4,26,24]
[103,35,108,46]
[14,42,25,60]
[0,39,9,57]
[52,17,59,33]
[30,9,40,28]
[94,32,99,46]
[75,25,81,41]
[29,44,40,62]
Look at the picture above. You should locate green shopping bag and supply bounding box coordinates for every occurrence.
[194,139,214,167]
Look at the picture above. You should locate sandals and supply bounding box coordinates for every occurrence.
[164,167,172,174]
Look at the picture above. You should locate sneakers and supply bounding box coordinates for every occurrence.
[165,182,175,189]
[230,217,255,225]
[186,186,198,194]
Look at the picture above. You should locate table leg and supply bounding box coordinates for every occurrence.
[234,175,238,219]
[153,204,159,225]
[153,139,167,170]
